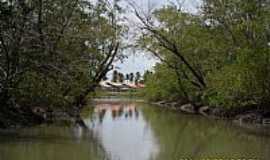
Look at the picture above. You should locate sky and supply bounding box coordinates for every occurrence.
[108,0,202,78]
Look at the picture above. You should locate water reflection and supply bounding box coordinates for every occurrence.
[84,100,159,160]
[87,100,270,160]
[140,105,270,160]
[0,99,270,160]
[94,101,140,122]
[0,126,109,160]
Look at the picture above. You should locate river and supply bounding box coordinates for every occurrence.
[0,98,269,160]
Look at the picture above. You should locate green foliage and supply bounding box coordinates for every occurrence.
[142,64,185,102]
[0,0,124,109]
[140,0,270,108]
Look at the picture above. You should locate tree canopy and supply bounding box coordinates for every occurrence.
[0,0,125,109]
[138,0,270,108]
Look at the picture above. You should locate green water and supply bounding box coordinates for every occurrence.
[0,98,269,160]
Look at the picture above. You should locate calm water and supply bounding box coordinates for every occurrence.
[0,98,270,160]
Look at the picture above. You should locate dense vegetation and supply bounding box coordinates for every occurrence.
[0,0,125,127]
[0,0,270,127]
[138,0,270,109]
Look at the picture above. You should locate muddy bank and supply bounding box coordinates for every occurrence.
[152,101,270,126]
[0,106,44,129]
[0,105,85,129]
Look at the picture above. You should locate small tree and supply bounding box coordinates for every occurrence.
[112,70,118,82]
[129,73,134,83]
[135,72,141,85]
[119,73,125,83]
[125,74,130,83]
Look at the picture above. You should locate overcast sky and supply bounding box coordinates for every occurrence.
[109,0,202,77]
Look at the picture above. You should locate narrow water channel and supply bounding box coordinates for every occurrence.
[0,98,270,160]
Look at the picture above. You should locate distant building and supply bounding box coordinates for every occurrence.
[99,80,145,92]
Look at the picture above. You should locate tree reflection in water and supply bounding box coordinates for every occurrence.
[87,99,159,160]
[0,125,110,160]
[85,99,270,160]
[94,101,140,121]
[1,99,270,160]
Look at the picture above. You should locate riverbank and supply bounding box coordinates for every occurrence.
[1,89,269,129]
[0,90,137,129]
[2,98,270,160]
[151,100,270,126]
[94,90,270,126]
[0,104,86,129]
